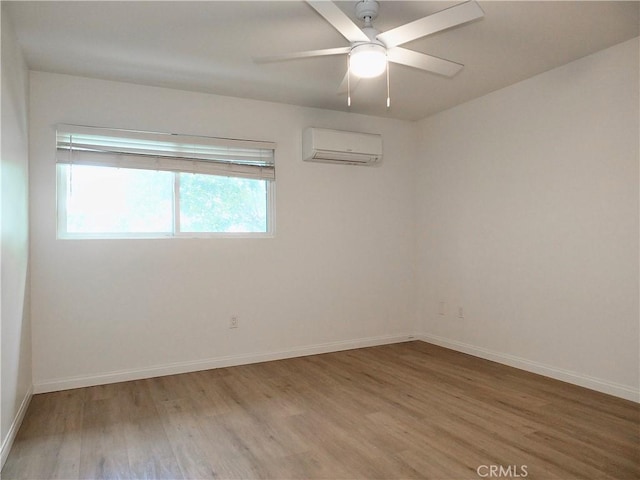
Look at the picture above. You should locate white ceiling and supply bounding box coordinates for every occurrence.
[5,1,639,121]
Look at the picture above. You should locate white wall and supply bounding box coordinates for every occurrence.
[29,72,418,391]
[23,36,640,401]
[416,38,639,400]
[1,4,32,466]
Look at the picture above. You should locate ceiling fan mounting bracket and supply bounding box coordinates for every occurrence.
[355,0,379,24]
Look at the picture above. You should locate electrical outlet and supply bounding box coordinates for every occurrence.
[230,315,239,329]
[457,307,464,319]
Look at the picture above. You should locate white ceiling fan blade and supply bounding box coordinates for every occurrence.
[254,46,351,63]
[387,48,463,77]
[307,1,370,43]
[337,71,360,94]
[377,1,484,48]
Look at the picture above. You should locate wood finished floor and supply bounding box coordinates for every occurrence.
[2,341,639,480]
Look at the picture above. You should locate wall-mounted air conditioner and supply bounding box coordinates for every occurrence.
[302,128,382,165]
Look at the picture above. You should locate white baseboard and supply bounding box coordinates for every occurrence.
[418,333,639,403]
[32,332,637,401]
[33,334,416,394]
[1,385,33,469]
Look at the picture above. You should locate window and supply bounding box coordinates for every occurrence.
[56,125,275,238]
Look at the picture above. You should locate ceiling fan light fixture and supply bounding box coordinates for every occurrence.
[349,43,386,78]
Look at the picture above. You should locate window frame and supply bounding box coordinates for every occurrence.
[55,125,276,240]
[56,160,276,240]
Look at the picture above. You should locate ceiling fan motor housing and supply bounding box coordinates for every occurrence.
[360,26,381,42]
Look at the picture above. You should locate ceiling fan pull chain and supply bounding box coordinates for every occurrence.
[347,54,352,107]
[386,58,390,108]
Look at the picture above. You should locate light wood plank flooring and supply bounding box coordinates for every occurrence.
[2,341,639,479]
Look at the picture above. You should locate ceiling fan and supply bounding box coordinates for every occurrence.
[255,0,484,107]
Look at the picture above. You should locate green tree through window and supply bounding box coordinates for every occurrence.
[179,173,267,233]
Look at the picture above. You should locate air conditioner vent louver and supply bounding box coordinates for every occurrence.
[303,128,382,165]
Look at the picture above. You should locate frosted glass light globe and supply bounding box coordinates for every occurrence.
[349,44,387,78]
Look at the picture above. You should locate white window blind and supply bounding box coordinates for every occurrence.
[56,124,276,180]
